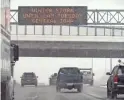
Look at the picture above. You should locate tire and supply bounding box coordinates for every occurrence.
[12,91,14,100]
[113,94,117,100]
[35,84,37,87]
[90,81,93,86]
[6,83,12,100]
[110,92,117,99]
[77,87,82,93]
[1,82,6,100]
[21,84,24,87]
[107,87,117,99]
[107,87,111,98]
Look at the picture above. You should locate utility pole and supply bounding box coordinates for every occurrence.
[92,58,93,79]
[105,58,106,74]
[110,58,112,72]
[109,13,113,72]
[92,58,93,70]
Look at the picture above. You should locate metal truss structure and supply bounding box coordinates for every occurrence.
[10,9,124,25]
[10,9,124,36]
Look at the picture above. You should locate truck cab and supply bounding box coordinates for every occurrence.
[1,0,19,99]
[1,36,19,100]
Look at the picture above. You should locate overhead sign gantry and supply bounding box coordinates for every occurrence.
[18,6,87,25]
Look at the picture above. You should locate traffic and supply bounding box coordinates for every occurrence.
[14,60,124,100]
[1,0,124,100]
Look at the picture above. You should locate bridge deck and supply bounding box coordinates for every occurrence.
[12,40,124,58]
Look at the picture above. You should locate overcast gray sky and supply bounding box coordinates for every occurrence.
[11,0,124,9]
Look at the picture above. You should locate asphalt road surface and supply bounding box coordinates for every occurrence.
[14,84,124,100]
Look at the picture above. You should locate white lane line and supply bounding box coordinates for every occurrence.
[27,95,38,100]
[83,92,106,100]
[100,86,107,88]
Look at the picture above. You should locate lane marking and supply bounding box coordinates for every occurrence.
[83,92,107,100]
[26,95,38,100]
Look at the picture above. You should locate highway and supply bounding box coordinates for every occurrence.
[14,84,124,100]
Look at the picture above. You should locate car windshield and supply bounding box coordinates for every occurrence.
[59,68,80,74]
[118,66,124,74]
[83,71,91,75]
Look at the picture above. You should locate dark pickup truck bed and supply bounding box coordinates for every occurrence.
[56,67,83,92]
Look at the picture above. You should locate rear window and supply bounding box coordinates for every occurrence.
[83,71,91,75]
[23,73,35,77]
[118,66,124,74]
[59,68,80,74]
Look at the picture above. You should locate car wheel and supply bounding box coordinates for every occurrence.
[110,91,117,99]
[108,84,117,99]
[21,84,24,87]
[90,81,93,86]
[107,87,111,98]
[35,84,37,87]
[6,83,11,100]
[112,92,117,99]
[77,87,82,93]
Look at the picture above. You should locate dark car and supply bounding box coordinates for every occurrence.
[56,67,83,92]
[20,72,38,87]
[49,73,57,85]
[106,63,124,99]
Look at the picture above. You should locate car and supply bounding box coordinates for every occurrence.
[49,73,57,85]
[20,72,38,87]
[80,68,95,86]
[56,67,83,92]
[83,71,94,86]
[106,62,124,99]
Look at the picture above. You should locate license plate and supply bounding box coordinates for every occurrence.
[27,80,30,81]
[67,83,73,86]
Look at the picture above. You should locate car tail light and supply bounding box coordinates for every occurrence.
[114,75,118,83]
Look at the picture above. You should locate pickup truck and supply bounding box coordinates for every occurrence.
[56,67,83,92]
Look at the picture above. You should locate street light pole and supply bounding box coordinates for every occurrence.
[109,13,113,73]
[92,58,93,70]
[105,58,106,74]
[92,58,93,78]
[110,58,112,72]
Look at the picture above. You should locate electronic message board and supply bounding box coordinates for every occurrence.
[18,6,87,25]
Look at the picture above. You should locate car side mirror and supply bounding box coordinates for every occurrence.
[106,72,111,75]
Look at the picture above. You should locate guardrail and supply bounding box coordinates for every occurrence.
[11,25,124,36]
[10,9,124,36]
